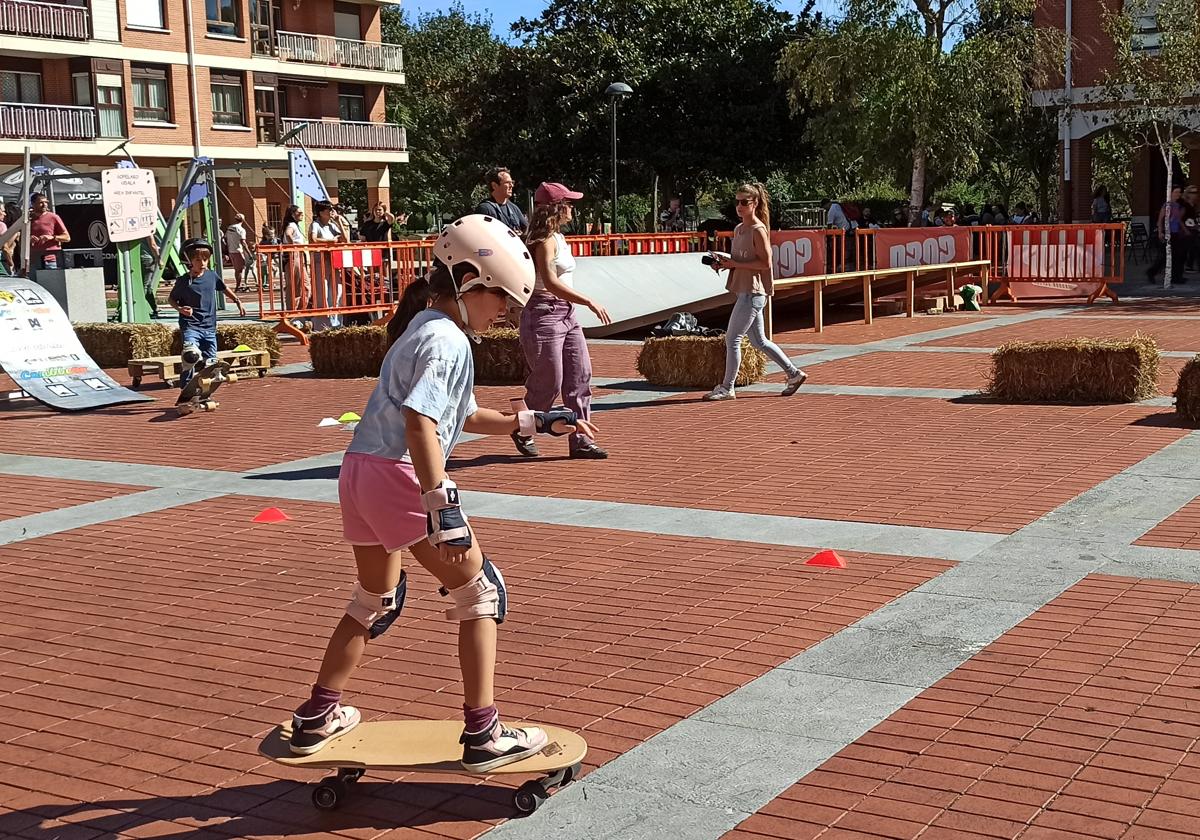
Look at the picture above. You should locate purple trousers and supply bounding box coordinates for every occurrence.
[519,294,594,450]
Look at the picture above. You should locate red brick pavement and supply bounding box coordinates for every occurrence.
[921,317,1200,352]
[0,495,948,840]
[1135,497,1200,551]
[0,475,144,522]
[723,575,1200,840]
[796,351,1189,395]
[1065,297,1200,316]
[449,395,1186,533]
[773,311,995,345]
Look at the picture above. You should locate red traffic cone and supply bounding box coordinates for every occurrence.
[253,507,290,524]
[805,549,847,568]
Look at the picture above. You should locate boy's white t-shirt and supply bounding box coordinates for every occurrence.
[347,308,477,463]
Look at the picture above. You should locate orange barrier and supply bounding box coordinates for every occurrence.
[564,231,708,256]
[854,224,1125,304]
[254,240,435,344]
[709,229,847,277]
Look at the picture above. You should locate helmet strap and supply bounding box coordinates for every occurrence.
[457,296,481,344]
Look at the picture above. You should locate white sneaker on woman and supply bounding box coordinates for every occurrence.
[703,385,736,401]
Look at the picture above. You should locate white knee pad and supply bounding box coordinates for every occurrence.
[441,557,507,624]
[345,571,407,639]
[181,345,202,368]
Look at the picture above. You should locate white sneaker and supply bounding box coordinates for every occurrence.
[782,370,808,397]
[703,386,736,401]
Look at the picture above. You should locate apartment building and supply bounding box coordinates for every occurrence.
[0,0,407,234]
[1035,0,1200,226]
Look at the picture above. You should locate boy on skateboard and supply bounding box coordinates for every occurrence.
[288,215,600,772]
[168,237,246,393]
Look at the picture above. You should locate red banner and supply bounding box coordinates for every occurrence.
[873,229,971,269]
[771,230,826,279]
[1002,228,1108,298]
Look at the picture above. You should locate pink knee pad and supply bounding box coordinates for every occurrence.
[442,558,507,623]
[345,572,407,638]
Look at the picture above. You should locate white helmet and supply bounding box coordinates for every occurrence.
[436,214,535,308]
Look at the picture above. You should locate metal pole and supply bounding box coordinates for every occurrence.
[182,0,202,158]
[20,146,31,275]
[611,98,619,234]
[118,243,133,322]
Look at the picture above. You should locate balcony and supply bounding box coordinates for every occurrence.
[0,102,96,141]
[281,118,406,152]
[0,0,89,40]
[275,31,403,74]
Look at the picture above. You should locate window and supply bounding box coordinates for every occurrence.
[131,64,170,123]
[267,202,282,227]
[211,73,246,126]
[254,86,278,142]
[72,73,92,106]
[206,0,240,36]
[126,0,164,29]
[96,73,125,138]
[338,84,365,122]
[334,3,360,41]
[0,71,42,103]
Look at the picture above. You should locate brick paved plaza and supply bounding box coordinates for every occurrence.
[2,298,1200,840]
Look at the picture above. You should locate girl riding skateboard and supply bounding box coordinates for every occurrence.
[289,215,600,772]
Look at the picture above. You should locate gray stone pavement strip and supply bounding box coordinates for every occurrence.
[741,382,979,400]
[0,487,225,547]
[483,429,1200,840]
[0,453,1000,562]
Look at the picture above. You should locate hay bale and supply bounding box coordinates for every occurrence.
[987,335,1160,403]
[309,325,388,378]
[474,327,528,385]
[171,323,281,364]
[73,323,172,367]
[636,335,767,388]
[1175,355,1200,424]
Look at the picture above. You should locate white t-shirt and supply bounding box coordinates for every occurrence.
[826,202,850,231]
[347,309,478,463]
[311,219,342,243]
[225,222,247,254]
[283,221,305,245]
[533,232,576,293]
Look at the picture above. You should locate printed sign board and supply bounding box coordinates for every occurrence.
[101,168,158,243]
[771,231,827,279]
[1003,228,1109,298]
[872,229,972,269]
[0,279,153,411]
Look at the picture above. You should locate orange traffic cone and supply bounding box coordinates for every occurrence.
[805,549,847,568]
[253,507,290,524]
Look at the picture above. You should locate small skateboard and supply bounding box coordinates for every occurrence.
[259,719,587,815]
[175,360,231,415]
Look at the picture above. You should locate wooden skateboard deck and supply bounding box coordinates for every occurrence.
[175,360,231,415]
[259,719,587,814]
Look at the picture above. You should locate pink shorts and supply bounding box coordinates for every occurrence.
[339,452,428,552]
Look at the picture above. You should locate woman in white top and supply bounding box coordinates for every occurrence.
[514,182,612,459]
[310,200,349,329]
[279,204,311,313]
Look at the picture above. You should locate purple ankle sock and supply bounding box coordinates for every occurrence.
[297,684,342,718]
[463,703,497,733]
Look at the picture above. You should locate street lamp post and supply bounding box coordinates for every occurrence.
[605,82,633,234]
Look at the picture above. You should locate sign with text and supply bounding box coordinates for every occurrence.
[1003,228,1109,299]
[771,230,827,279]
[873,228,971,269]
[101,167,158,243]
[0,279,153,411]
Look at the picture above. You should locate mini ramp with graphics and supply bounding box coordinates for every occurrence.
[0,279,153,411]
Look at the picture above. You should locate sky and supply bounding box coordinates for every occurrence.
[402,0,844,41]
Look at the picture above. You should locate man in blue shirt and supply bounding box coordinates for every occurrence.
[168,237,246,390]
[474,167,528,235]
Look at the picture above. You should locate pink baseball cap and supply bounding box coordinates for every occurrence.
[534,182,583,205]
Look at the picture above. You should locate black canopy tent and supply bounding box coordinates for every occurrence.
[0,156,114,282]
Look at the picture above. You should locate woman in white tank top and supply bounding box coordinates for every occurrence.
[515,182,612,459]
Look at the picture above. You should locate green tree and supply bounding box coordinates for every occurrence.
[778,0,1059,217]
[1099,0,1200,288]
[382,4,503,222]
[470,0,818,225]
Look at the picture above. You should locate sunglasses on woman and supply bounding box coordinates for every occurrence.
[736,198,755,206]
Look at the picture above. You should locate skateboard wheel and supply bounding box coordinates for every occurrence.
[513,781,547,815]
[312,779,346,810]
